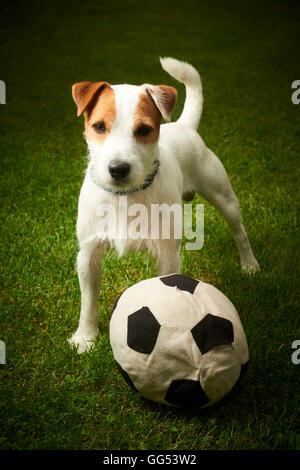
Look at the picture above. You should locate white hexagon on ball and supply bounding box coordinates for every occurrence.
[109,274,249,409]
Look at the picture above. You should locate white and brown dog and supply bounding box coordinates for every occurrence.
[69,57,259,353]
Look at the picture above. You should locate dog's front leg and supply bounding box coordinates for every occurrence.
[68,243,105,353]
[156,240,181,276]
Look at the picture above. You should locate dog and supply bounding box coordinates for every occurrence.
[69,57,259,353]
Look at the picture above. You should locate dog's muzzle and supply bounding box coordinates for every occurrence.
[108,160,131,181]
[90,159,160,195]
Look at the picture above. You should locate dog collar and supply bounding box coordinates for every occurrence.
[90,159,160,195]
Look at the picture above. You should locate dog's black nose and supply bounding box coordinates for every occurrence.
[108,160,131,181]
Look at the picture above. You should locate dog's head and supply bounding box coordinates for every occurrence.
[72,80,177,191]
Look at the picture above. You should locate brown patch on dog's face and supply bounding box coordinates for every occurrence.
[133,92,162,144]
[84,85,117,143]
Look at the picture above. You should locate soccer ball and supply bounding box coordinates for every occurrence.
[109,274,249,409]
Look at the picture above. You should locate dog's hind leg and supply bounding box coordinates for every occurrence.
[193,148,260,273]
[206,191,260,273]
[68,242,105,353]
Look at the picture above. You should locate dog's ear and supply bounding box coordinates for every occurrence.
[145,85,177,123]
[72,81,111,117]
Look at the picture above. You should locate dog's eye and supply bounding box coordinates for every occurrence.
[93,121,106,134]
[135,125,153,137]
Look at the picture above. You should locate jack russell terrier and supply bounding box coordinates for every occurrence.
[69,57,259,353]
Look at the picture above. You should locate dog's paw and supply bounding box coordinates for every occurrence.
[68,332,96,354]
[241,258,260,275]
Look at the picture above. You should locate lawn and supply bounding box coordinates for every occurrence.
[0,0,299,450]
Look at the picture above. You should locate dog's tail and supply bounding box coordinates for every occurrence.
[160,57,203,131]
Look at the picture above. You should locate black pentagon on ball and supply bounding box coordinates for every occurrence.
[165,379,210,408]
[191,313,234,354]
[160,274,199,294]
[127,306,161,354]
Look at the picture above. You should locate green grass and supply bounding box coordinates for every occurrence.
[0,0,299,450]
